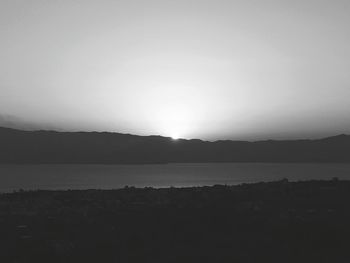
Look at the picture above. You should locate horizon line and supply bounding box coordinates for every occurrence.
[0,126,348,143]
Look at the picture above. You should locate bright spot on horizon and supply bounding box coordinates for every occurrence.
[170,134,180,140]
[152,103,193,140]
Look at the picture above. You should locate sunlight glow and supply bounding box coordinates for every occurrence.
[153,103,193,140]
[170,134,180,140]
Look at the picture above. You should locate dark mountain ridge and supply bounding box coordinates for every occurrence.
[1,127,350,164]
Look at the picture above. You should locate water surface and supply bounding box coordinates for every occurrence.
[0,163,349,192]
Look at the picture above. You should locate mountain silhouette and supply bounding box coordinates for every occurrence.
[1,127,350,164]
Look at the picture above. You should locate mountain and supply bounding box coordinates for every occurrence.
[0,127,350,164]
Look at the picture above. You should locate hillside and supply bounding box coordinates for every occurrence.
[0,127,350,164]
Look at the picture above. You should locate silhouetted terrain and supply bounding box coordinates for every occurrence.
[1,127,350,164]
[1,179,349,263]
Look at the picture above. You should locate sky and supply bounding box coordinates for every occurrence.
[0,0,349,140]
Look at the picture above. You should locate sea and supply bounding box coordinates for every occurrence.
[0,163,349,192]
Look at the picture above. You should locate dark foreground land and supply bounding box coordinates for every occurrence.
[1,180,350,263]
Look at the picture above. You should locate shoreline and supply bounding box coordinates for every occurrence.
[1,163,350,193]
[3,177,347,192]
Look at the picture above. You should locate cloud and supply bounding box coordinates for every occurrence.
[0,114,57,131]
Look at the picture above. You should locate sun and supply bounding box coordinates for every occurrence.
[170,133,180,140]
[153,102,194,140]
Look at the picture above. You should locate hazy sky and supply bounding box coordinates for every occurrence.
[1,0,349,140]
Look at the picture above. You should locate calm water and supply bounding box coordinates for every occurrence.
[0,163,349,192]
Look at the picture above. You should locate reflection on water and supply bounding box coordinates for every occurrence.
[0,163,349,192]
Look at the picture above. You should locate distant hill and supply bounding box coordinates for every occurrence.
[0,127,350,164]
